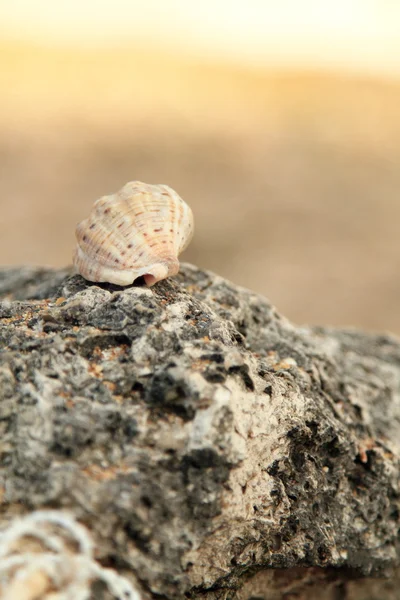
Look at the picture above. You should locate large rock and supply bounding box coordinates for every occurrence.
[0,264,399,599]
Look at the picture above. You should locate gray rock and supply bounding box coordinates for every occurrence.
[0,263,399,599]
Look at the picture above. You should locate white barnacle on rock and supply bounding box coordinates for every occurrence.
[0,510,141,600]
[73,181,194,286]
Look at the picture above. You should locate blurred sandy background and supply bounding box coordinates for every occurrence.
[1,1,400,332]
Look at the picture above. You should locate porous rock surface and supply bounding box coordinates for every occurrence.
[0,264,399,599]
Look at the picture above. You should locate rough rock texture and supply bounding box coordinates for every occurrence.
[0,264,399,599]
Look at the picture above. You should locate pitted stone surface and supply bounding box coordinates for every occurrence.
[0,264,399,599]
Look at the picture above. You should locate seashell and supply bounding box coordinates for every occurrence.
[73,181,194,286]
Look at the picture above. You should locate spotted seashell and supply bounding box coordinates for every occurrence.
[73,181,194,286]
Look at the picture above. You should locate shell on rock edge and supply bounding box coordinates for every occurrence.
[73,181,194,286]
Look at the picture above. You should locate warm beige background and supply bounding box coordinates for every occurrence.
[1,2,400,333]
